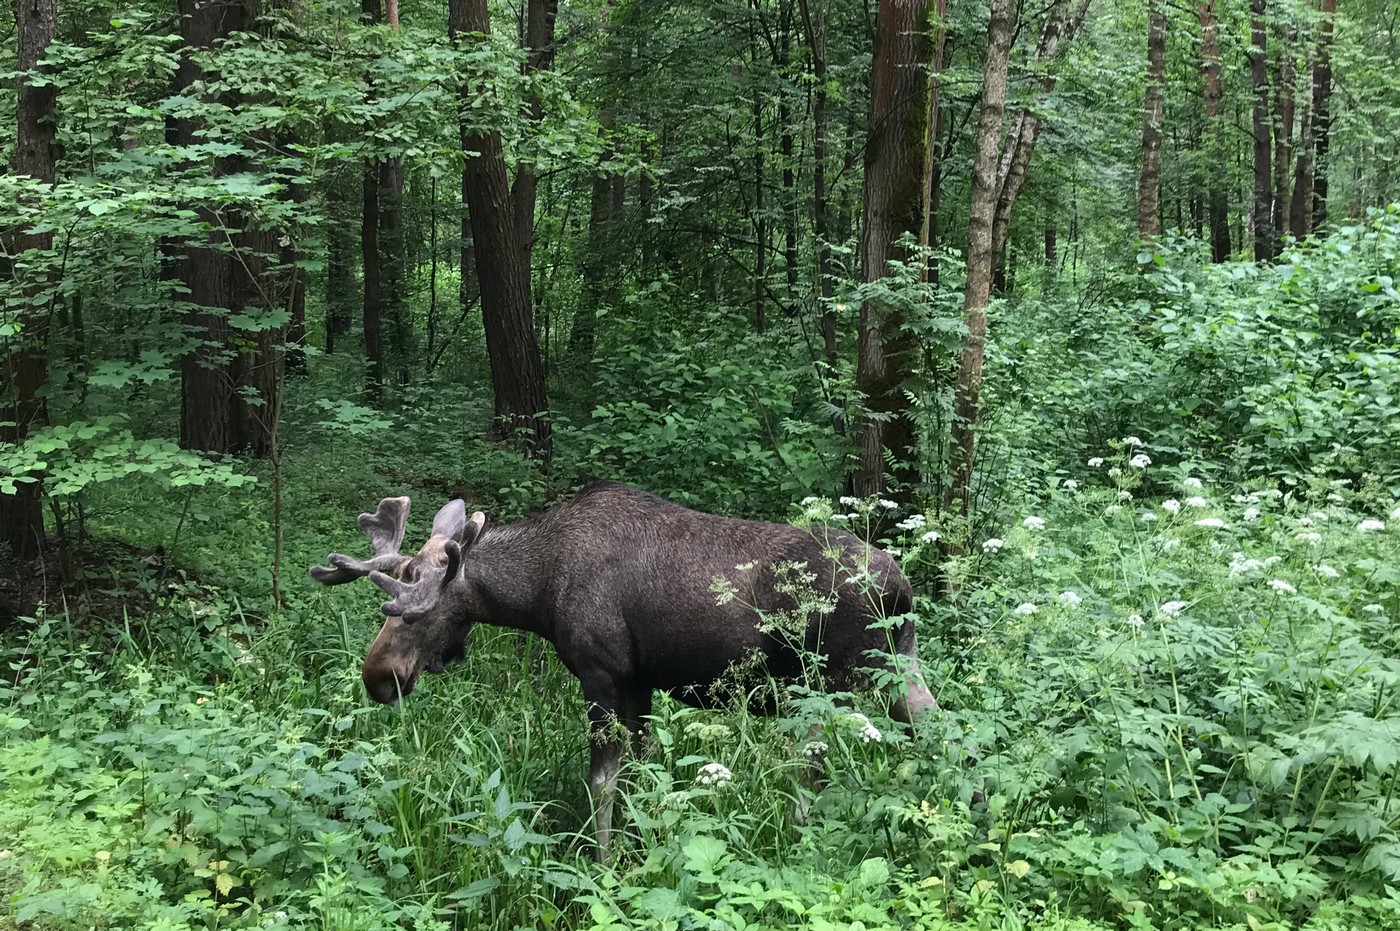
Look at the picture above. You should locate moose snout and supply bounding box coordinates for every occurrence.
[362,661,417,703]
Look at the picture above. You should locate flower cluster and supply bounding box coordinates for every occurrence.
[695,762,733,787]
[846,712,883,744]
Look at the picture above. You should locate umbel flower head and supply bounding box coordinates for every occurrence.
[695,762,732,787]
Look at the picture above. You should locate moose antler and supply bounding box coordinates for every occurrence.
[309,496,412,585]
[366,504,485,622]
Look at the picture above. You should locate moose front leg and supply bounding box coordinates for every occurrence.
[583,678,626,864]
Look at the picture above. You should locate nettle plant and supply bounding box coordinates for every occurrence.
[936,437,1400,924]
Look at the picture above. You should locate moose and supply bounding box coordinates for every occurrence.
[311,481,934,858]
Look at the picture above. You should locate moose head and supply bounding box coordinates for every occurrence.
[310,496,485,703]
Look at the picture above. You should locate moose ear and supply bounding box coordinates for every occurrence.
[430,499,467,541]
[462,511,486,549]
[442,539,463,589]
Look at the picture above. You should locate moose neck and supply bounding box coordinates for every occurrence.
[462,524,554,641]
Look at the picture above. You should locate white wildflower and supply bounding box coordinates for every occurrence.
[1014,602,1038,616]
[1104,504,1123,516]
[839,496,858,507]
[1064,479,1079,490]
[1262,555,1282,568]
[1297,516,1314,527]
[801,496,821,506]
[1126,614,1145,628]
[879,499,899,510]
[1161,499,1182,514]
[1141,512,1158,523]
[696,762,733,787]
[1358,519,1386,533]
[1183,477,1204,490]
[803,741,829,759]
[1243,507,1261,522]
[1058,590,1083,608]
[920,530,941,544]
[1267,579,1297,595]
[1159,601,1188,618]
[735,561,756,572]
[982,538,1004,553]
[1023,516,1046,531]
[1311,511,1330,523]
[1185,496,1208,508]
[1195,517,1227,529]
[1295,531,1322,545]
[1108,467,1123,478]
[1129,453,1152,469]
[1160,537,1181,551]
[845,712,883,744]
[896,514,926,531]
[1228,553,1264,578]
[1327,492,1344,503]
[1125,436,1143,447]
[1315,565,1340,579]
[1118,490,1134,500]
[1088,457,1105,468]
[1362,604,1384,615]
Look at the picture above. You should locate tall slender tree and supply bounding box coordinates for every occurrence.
[852,0,935,497]
[1249,0,1275,261]
[1311,0,1336,228]
[1199,0,1230,261]
[448,0,552,461]
[1138,0,1167,239]
[949,0,1016,516]
[2,0,58,557]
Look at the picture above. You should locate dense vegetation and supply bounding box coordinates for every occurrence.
[4,0,1400,928]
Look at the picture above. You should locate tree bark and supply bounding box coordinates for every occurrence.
[852,0,935,498]
[1,0,58,558]
[173,0,282,458]
[510,0,559,265]
[1290,53,1314,239]
[1272,25,1295,240]
[1311,0,1336,229]
[449,0,552,461]
[1199,1,1230,261]
[1138,0,1166,239]
[990,0,1091,266]
[948,0,1016,516]
[797,0,838,368]
[361,0,384,394]
[1249,0,1275,261]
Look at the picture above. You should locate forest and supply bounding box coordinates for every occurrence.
[3,0,1400,926]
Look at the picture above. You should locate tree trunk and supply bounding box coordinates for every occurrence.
[449,0,552,461]
[1272,25,1295,240]
[173,0,281,457]
[1290,54,1314,239]
[361,0,384,394]
[510,0,559,265]
[990,0,1091,267]
[948,0,1016,516]
[378,157,407,385]
[1311,0,1336,229]
[1,0,58,558]
[797,0,838,369]
[1199,0,1230,262]
[326,175,357,354]
[1138,0,1167,239]
[919,0,948,275]
[751,15,768,334]
[852,0,935,497]
[1249,0,1274,261]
